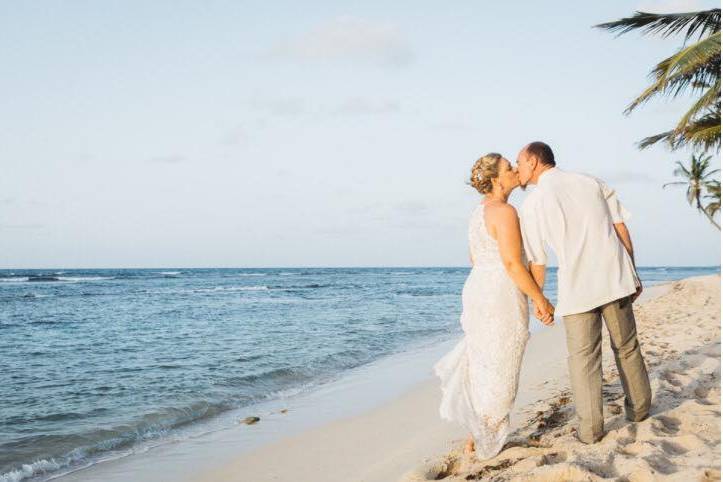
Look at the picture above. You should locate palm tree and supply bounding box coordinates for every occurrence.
[596,9,721,152]
[663,153,721,229]
[704,179,720,221]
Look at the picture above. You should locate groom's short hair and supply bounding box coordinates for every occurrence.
[526,142,555,167]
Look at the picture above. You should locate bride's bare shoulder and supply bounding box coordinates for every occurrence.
[483,204,519,238]
[484,202,518,220]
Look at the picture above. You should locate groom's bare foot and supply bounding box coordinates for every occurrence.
[464,436,475,455]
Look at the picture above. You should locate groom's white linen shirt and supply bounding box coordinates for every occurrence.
[519,168,640,317]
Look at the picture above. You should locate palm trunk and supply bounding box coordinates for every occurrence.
[704,211,721,230]
[696,196,721,230]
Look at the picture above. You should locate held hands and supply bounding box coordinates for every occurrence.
[534,297,555,326]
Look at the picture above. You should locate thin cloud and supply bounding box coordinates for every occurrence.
[333,98,400,116]
[0,223,45,230]
[147,155,185,164]
[249,98,307,117]
[314,225,362,236]
[267,16,414,68]
[347,200,443,227]
[597,170,658,184]
[393,200,432,216]
[220,127,249,146]
[429,120,477,131]
[248,96,401,118]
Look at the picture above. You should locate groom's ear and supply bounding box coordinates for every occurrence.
[529,155,539,171]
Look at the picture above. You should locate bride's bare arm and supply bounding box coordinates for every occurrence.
[530,263,546,289]
[490,205,554,324]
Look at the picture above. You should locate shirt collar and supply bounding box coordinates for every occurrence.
[537,167,559,186]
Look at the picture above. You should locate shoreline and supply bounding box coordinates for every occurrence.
[47,276,717,482]
[191,280,684,482]
[52,330,464,482]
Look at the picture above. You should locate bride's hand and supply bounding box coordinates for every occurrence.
[534,297,555,326]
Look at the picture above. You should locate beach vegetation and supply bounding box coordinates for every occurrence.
[596,9,721,153]
[663,153,721,229]
[597,9,721,230]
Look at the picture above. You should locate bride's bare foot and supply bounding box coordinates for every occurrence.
[463,436,475,455]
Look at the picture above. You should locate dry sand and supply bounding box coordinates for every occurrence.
[197,275,720,482]
[403,275,721,482]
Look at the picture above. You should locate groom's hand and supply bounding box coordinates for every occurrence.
[631,283,643,303]
[534,298,555,326]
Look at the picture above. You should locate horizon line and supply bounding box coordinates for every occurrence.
[0,265,720,271]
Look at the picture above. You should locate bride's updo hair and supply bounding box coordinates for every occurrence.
[470,153,503,194]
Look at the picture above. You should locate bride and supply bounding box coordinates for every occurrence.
[434,153,555,459]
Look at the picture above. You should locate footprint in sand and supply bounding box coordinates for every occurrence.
[702,345,721,358]
[694,386,715,405]
[650,415,681,437]
[643,453,677,475]
[579,452,618,479]
[616,424,637,447]
[659,440,688,456]
[661,370,683,387]
[541,451,567,465]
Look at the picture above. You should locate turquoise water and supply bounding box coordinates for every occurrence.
[0,266,718,481]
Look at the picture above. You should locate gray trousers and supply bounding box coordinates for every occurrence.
[562,296,651,443]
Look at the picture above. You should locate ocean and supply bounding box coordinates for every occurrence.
[0,266,718,481]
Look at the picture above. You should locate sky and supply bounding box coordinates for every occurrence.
[1,0,720,268]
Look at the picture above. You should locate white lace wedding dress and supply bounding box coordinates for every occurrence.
[434,204,530,459]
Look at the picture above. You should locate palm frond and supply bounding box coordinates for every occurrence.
[704,180,721,221]
[682,108,722,151]
[638,130,674,149]
[705,179,721,194]
[624,32,721,113]
[674,160,692,176]
[658,59,720,98]
[702,168,721,180]
[638,106,721,151]
[676,79,721,130]
[595,9,721,41]
[704,203,721,218]
[598,8,721,153]
[652,32,720,84]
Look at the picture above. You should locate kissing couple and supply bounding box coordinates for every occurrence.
[434,141,652,458]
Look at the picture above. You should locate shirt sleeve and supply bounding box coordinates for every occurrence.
[519,202,547,265]
[595,178,631,223]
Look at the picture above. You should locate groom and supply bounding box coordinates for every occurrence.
[515,141,651,444]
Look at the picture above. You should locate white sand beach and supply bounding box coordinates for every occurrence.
[195,274,720,482]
